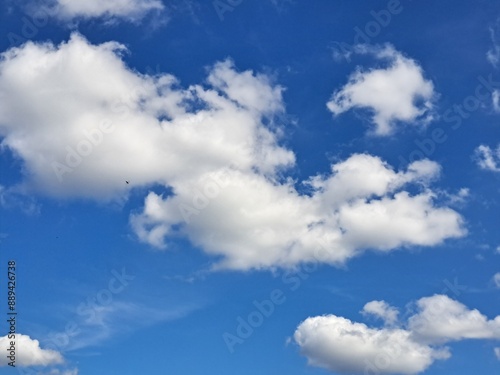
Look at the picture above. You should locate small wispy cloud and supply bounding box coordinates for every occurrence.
[46,300,203,352]
[492,90,500,112]
[474,144,500,172]
[0,185,41,215]
[487,19,500,68]
[493,273,500,289]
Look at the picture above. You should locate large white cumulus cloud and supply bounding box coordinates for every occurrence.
[294,295,500,374]
[294,315,448,375]
[0,35,465,270]
[0,34,292,199]
[133,155,464,270]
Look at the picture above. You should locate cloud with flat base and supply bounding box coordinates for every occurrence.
[294,294,500,374]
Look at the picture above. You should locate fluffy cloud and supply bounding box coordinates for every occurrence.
[294,314,449,375]
[294,295,500,374]
[40,0,164,22]
[327,45,435,135]
[475,144,500,172]
[132,155,464,270]
[0,35,465,270]
[495,347,500,360]
[0,34,292,200]
[407,294,500,344]
[0,334,63,367]
[362,300,399,325]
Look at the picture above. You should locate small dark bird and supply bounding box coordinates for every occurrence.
[125,181,129,184]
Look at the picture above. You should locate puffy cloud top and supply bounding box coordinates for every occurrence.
[0,35,465,270]
[0,334,63,367]
[327,45,435,135]
[294,295,500,374]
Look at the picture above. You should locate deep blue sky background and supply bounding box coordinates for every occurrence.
[0,1,499,374]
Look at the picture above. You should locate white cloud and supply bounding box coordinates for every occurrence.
[41,0,164,22]
[407,295,500,344]
[294,315,449,375]
[0,34,292,200]
[327,44,435,135]
[133,155,464,270]
[495,347,500,360]
[362,300,399,325]
[0,35,465,270]
[475,144,500,172]
[493,272,500,288]
[0,334,64,367]
[294,294,500,374]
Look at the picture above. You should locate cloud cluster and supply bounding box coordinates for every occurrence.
[40,0,164,22]
[475,144,500,172]
[0,334,63,367]
[294,294,500,374]
[327,45,435,135]
[0,35,465,270]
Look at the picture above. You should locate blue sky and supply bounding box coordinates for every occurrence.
[0,0,499,374]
